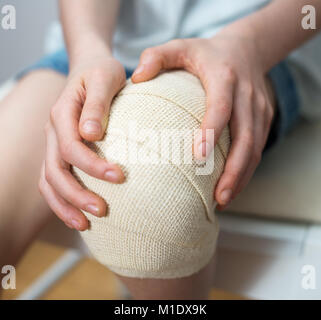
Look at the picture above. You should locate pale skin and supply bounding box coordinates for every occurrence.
[0,0,320,299]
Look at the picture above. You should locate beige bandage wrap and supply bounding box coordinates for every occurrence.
[73,71,230,279]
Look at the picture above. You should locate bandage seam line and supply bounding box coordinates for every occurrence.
[117,92,227,162]
[106,94,227,220]
[95,133,218,222]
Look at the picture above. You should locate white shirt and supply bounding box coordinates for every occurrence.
[46,0,269,69]
[112,0,269,69]
[45,0,321,120]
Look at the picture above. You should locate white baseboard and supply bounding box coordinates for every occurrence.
[215,212,321,299]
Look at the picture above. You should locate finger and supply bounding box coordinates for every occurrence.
[39,163,89,231]
[61,139,124,183]
[214,84,254,207]
[193,65,235,160]
[233,92,272,197]
[45,125,107,217]
[131,39,188,83]
[80,69,126,141]
[51,88,125,184]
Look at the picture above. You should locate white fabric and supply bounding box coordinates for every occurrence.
[113,0,269,69]
[44,0,270,64]
[44,1,321,121]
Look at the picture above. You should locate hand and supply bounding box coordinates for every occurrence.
[131,26,276,209]
[39,55,126,230]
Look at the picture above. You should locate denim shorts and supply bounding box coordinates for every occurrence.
[17,48,300,150]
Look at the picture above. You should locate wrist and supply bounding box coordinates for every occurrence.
[220,18,257,40]
[215,20,270,71]
[68,32,113,71]
[220,10,287,72]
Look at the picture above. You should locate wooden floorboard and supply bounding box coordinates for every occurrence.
[2,241,245,300]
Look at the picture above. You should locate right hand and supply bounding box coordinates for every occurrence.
[39,55,126,231]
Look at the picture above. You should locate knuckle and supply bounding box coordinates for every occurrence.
[241,82,254,99]
[73,190,90,208]
[226,167,242,182]
[59,141,73,162]
[92,63,125,92]
[217,101,231,116]
[38,179,44,195]
[49,106,58,124]
[256,92,267,112]
[112,58,124,72]
[220,65,236,83]
[142,47,157,59]
[168,39,188,64]
[111,63,127,87]
[86,159,100,174]
[66,192,80,208]
[267,104,274,121]
[91,67,108,81]
[59,146,68,161]
[86,102,105,114]
[44,167,53,185]
[56,211,69,225]
[240,129,254,149]
[169,38,186,48]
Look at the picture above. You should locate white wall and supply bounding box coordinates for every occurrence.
[0,0,58,82]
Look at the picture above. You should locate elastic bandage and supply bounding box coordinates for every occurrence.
[73,71,230,279]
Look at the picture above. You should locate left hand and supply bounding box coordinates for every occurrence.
[131,26,276,209]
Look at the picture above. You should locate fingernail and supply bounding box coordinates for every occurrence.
[133,65,144,76]
[104,170,120,182]
[220,189,232,205]
[83,120,101,135]
[71,219,81,230]
[86,204,100,216]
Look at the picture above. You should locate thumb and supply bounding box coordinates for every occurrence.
[79,71,125,141]
[131,39,187,83]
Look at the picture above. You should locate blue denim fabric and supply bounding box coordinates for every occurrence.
[264,61,300,150]
[17,49,69,79]
[16,48,300,149]
[16,48,134,80]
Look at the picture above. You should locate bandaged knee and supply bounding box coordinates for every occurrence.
[73,71,230,279]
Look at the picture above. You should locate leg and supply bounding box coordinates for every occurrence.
[117,252,217,300]
[0,70,66,267]
[71,71,226,300]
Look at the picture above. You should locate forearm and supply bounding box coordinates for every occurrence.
[225,0,321,71]
[59,0,120,68]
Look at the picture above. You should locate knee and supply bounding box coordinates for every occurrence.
[73,71,230,279]
[75,161,220,279]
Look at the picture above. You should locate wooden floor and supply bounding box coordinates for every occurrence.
[2,241,245,300]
